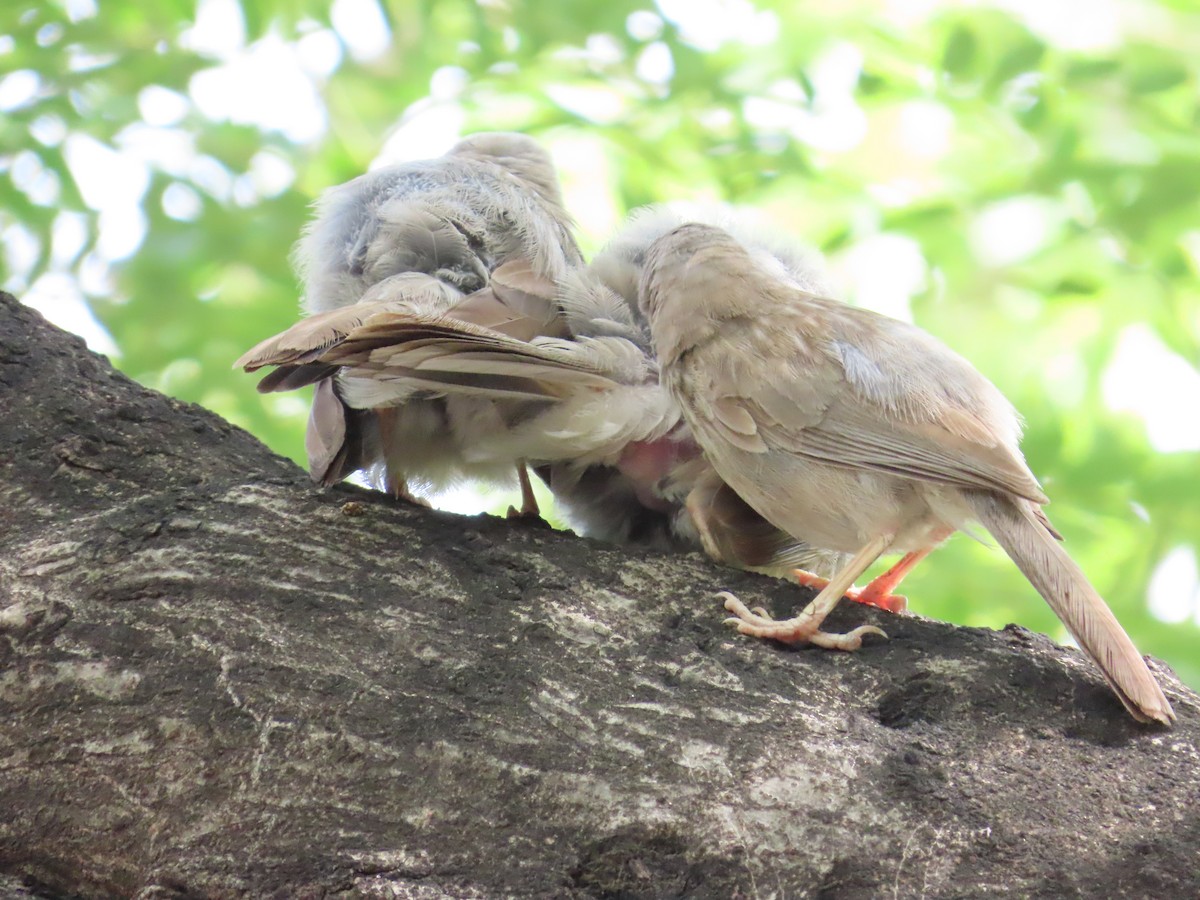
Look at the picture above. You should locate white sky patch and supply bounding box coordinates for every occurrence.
[331,0,391,62]
[64,132,150,213]
[231,150,296,207]
[897,100,953,159]
[969,196,1064,267]
[881,0,939,25]
[656,0,779,51]
[550,135,620,247]
[181,0,246,58]
[992,0,1121,50]
[832,233,926,322]
[116,123,196,177]
[38,23,65,48]
[430,66,469,101]
[501,26,519,54]
[1042,348,1087,409]
[1147,545,1200,625]
[744,96,803,131]
[374,101,464,166]
[552,33,624,68]
[137,86,190,127]
[11,150,61,206]
[163,182,204,221]
[636,42,674,85]
[785,43,868,154]
[78,251,114,297]
[97,206,148,261]
[296,28,343,77]
[1002,72,1043,115]
[64,0,98,22]
[545,84,627,124]
[189,35,327,143]
[62,134,149,262]
[627,10,664,41]
[0,69,40,112]
[188,154,235,202]
[1102,324,1200,453]
[67,46,116,73]
[23,273,118,356]
[247,150,296,196]
[51,211,89,267]
[30,114,67,146]
[427,484,490,516]
[2,223,40,291]
[62,134,141,199]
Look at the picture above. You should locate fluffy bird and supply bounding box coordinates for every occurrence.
[235,132,582,511]
[304,206,856,585]
[538,206,845,563]
[639,222,1174,726]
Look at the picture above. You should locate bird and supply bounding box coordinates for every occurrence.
[298,205,867,592]
[534,205,850,569]
[638,221,1175,726]
[235,131,583,513]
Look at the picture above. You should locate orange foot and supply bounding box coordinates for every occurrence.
[791,569,909,614]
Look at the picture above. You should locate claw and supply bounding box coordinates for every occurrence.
[719,591,886,652]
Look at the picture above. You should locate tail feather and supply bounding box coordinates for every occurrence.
[966,491,1174,725]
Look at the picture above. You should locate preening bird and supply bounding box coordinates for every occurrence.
[235,132,582,512]
[531,206,851,576]
[264,205,858,583]
[639,222,1175,726]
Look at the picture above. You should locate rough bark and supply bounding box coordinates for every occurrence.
[0,290,1197,900]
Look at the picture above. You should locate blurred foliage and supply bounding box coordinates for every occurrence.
[3,0,1199,688]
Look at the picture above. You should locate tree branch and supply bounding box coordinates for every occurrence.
[1,292,1196,899]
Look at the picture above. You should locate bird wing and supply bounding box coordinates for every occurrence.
[686,299,1048,504]
[234,255,573,396]
[330,315,648,403]
[233,271,464,392]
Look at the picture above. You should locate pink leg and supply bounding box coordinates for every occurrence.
[850,548,932,612]
[791,565,910,615]
[506,462,541,519]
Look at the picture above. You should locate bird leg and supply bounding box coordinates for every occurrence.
[791,567,909,614]
[722,533,894,651]
[851,548,933,611]
[382,470,430,507]
[506,462,541,519]
[374,408,431,507]
[684,484,725,563]
[788,544,940,614]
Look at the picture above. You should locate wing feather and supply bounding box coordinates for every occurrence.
[686,302,1047,504]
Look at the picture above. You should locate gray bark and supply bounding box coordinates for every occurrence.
[1,291,1197,899]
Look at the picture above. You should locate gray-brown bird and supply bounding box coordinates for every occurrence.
[235,132,582,512]
[639,222,1174,726]
[278,205,859,584]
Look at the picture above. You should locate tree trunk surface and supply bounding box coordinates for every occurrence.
[1,292,1197,899]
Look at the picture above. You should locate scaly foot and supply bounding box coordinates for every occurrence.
[720,592,887,651]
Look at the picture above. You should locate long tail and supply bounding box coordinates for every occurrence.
[966,491,1175,725]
